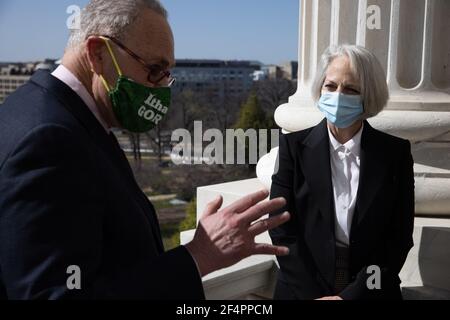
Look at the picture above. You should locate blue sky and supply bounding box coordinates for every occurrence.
[0,0,299,64]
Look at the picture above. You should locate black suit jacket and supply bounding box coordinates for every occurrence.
[0,70,204,299]
[269,119,414,300]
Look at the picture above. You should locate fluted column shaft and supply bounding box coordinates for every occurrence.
[258,0,450,215]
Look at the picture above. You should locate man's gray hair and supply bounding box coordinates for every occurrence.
[311,44,389,119]
[67,0,168,49]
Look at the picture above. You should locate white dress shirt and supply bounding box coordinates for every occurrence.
[328,124,363,247]
[51,65,110,132]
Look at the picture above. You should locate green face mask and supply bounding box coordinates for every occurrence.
[99,37,171,133]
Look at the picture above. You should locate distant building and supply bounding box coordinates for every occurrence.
[0,74,30,104]
[280,61,298,80]
[252,70,267,81]
[171,59,262,101]
[262,65,284,80]
[0,58,297,105]
[259,62,298,81]
[0,63,33,104]
[0,59,58,104]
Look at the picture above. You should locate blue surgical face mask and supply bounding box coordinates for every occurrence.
[318,92,364,128]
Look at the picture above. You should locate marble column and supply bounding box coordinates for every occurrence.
[257,0,450,216]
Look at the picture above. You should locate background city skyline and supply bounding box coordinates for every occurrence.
[0,0,300,64]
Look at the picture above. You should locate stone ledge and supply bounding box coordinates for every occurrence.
[180,229,276,300]
[274,106,450,142]
[202,256,276,300]
[400,220,450,293]
[402,286,450,300]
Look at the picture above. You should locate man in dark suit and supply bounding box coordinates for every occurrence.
[0,0,290,299]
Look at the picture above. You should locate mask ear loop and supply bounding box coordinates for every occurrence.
[98,36,123,93]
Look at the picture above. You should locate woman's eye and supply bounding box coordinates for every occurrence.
[324,84,336,89]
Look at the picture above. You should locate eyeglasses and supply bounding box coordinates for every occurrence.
[101,35,176,87]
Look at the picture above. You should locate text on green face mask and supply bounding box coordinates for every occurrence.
[138,92,169,125]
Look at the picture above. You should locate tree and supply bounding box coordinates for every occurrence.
[171,89,210,132]
[168,197,197,249]
[254,78,296,121]
[146,124,166,165]
[234,93,267,130]
[233,93,272,169]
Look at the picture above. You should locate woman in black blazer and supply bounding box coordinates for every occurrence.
[269,45,415,300]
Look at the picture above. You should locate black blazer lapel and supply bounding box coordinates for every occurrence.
[109,133,165,252]
[297,119,336,289]
[352,121,389,229]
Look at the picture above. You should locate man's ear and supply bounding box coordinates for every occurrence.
[85,36,106,75]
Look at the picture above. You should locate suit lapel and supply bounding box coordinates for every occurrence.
[109,134,165,252]
[299,119,335,229]
[353,121,388,228]
[297,119,336,289]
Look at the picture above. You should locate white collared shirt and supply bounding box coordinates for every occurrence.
[327,123,363,247]
[51,65,110,132]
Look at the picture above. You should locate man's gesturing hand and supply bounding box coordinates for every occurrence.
[185,189,290,277]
